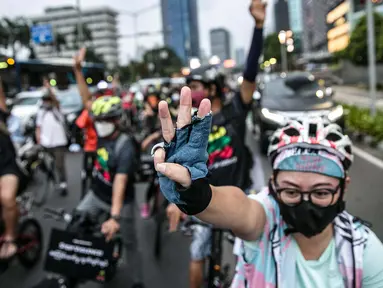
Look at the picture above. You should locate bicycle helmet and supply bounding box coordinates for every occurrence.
[91,96,123,120]
[268,119,353,172]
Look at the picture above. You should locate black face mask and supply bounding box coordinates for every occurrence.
[269,180,345,238]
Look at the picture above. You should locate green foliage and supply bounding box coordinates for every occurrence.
[263,33,281,63]
[72,23,93,49]
[0,17,33,57]
[343,104,383,142]
[337,13,383,66]
[54,33,67,55]
[143,47,183,77]
[124,47,183,82]
[85,47,104,65]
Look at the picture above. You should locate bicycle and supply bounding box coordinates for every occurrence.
[181,218,235,288]
[152,183,168,260]
[32,207,123,288]
[18,141,56,207]
[0,183,43,274]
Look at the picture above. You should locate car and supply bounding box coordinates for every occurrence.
[55,85,84,145]
[252,72,345,155]
[11,91,44,128]
[12,85,84,145]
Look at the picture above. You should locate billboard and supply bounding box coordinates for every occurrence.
[327,1,350,53]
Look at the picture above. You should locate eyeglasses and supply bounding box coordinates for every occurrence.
[273,182,341,207]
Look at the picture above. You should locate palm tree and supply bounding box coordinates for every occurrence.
[0,21,10,49]
[72,23,92,49]
[0,17,34,58]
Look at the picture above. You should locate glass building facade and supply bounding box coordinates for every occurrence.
[161,0,200,64]
[288,0,303,33]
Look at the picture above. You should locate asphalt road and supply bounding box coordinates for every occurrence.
[1,130,383,288]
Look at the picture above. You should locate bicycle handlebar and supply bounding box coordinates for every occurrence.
[180,218,236,244]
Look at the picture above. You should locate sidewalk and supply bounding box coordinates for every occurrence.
[333,86,383,109]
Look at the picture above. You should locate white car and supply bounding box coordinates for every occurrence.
[11,91,45,127]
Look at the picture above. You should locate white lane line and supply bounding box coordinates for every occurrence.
[352,146,383,170]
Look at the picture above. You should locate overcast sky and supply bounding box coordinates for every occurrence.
[0,0,275,64]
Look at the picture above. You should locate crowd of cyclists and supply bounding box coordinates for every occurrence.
[0,0,383,287]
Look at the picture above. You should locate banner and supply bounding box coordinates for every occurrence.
[44,228,116,283]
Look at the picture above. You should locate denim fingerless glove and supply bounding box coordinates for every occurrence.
[156,113,212,210]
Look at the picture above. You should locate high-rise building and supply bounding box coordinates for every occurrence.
[264,0,276,35]
[288,0,303,33]
[161,0,200,64]
[302,0,343,54]
[235,48,246,66]
[274,0,290,32]
[210,28,231,61]
[288,0,303,54]
[30,6,119,69]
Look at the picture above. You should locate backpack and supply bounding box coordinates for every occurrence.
[114,133,141,178]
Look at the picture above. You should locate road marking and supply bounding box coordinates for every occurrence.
[352,146,383,170]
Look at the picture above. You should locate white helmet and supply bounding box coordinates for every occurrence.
[268,119,353,170]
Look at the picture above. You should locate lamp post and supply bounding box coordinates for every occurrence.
[120,4,159,60]
[367,0,377,116]
[278,30,288,72]
[76,0,83,47]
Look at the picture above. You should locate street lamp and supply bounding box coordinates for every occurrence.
[76,0,83,47]
[278,30,288,72]
[189,58,201,70]
[120,4,160,60]
[287,45,295,53]
[209,55,221,65]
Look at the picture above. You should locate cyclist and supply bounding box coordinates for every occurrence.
[73,50,145,288]
[35,80,68,196]
[165,1,265,286]
[140,90,162,219]
[75,106,97,199]
[152,87,383,287]
[0,77,20,260]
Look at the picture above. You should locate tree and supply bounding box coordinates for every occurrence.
[54,33,67,55]
[142,47,183,77]
[1,17,33,58]
[263,32,296,71]
[85,47,104,64]
[263,33,281,63]
[344,13,383,65]
[72,23,93,49]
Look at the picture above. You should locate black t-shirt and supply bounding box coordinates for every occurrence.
[91,134,137,204]
[0,109,17,167]
[145,114,160,135]
[208,93,253,190]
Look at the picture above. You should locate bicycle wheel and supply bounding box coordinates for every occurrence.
[17,218,43,268]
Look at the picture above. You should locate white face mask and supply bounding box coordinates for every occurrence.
[95,121,115,138]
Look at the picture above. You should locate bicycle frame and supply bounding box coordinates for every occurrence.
[207,229,225,288]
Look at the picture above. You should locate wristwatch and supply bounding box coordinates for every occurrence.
[111,215,121,223]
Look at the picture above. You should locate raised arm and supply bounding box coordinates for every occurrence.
[153,87,266,241]
[240,0,266,105]
[73,48,92,107]
[0,77,7,112]
[43,78,60,109]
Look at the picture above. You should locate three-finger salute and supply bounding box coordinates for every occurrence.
[153,87,212,215]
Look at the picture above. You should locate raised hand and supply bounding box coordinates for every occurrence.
[250,0,266,27]
[153,87,211,204]
[73,47,86,69]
